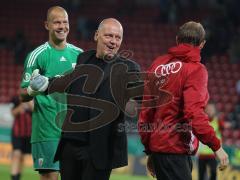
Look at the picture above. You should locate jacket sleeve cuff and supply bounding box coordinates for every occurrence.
[207,136,221,152]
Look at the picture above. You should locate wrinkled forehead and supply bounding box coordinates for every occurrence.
[99,22,123,36]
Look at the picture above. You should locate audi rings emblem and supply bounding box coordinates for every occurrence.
[154,61,182,78]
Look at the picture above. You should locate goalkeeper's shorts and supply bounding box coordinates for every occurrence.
[32,140,60,171]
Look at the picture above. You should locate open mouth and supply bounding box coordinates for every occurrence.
[56,30,66,36]
[106,45,115,52]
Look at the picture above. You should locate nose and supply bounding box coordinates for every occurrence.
[110,37,117,45]
[58,22,65,29]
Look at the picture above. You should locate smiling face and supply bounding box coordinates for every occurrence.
[94,19,123,59]
[45,7,69,47]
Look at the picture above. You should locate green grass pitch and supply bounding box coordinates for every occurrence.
[0,165,151,180]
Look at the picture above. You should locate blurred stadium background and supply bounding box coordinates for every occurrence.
[0,0,240,179]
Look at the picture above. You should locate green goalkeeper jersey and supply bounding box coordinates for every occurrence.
[21,42,83,143]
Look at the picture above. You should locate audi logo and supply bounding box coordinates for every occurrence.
[154,61,182,78]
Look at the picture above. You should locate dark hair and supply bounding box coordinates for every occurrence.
[177,21,205,46]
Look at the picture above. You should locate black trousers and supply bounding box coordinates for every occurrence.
[152,153,193,180]
[198,158,217,180]
[59,141,112,180]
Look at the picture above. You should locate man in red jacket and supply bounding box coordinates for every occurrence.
[138,21,229,180]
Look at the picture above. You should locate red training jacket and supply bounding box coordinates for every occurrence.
[138,43,221,155]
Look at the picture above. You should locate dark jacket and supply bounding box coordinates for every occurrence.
[52,50,142,169]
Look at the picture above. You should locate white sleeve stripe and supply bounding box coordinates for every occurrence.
[68,44,83,52]
[27,44,45,67]
[75,47,83,52]
[27,45,43,67]
[27,43,46,67]
[29,47,47,67]
[70,51,79,56]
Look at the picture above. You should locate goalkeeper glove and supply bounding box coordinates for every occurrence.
[27,69,49,96]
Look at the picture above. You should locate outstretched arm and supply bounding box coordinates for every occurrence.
[27,64,104,96]
[27,69,49,96]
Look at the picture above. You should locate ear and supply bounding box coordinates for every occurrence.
[176,36,179,45]
[199,40,206,49]
[94,30,98,42]
[44,21,49,30]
